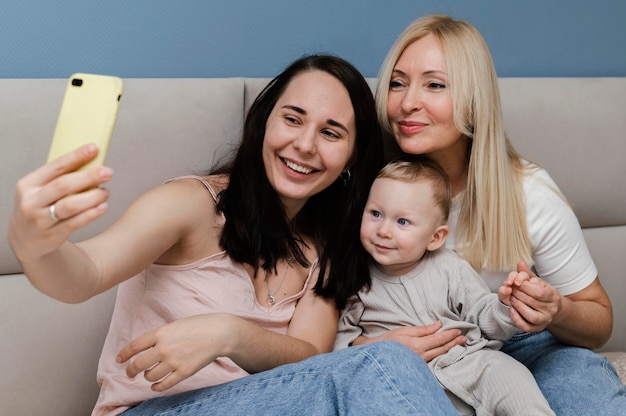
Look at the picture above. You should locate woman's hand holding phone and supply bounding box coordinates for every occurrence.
[9,73,123,264]
[8,144,113,266]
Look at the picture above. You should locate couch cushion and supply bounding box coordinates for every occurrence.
[0,273,117,415]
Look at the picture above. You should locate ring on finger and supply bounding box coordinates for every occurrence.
[49,203,61,222]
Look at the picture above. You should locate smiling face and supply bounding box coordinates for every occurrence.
[263,70,356,218]
[360,177,448,276]
[386,34,466,160]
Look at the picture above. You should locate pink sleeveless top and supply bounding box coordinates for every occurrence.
[93,176,317,416]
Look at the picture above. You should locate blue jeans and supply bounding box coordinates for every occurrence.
[123,341,457,416]
[502,330,626,415]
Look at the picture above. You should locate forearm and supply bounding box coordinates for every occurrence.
[350,335,371,346]
[15,241,101,304]
[548,296,612,349]
[226,315,326,373]
[118,311,336,392]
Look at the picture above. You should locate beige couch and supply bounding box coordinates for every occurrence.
[1,77,625,415]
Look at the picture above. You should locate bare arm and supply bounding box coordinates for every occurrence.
[8,145,114,302]
[8,145,214,303]
[509,262,612,349]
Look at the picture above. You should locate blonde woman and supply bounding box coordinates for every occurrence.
[372,14,626,414]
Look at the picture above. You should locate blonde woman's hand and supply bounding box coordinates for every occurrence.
[507,262,562,333]
[353,322,466,363]
[8,144,112,264]
[498,269,532,306]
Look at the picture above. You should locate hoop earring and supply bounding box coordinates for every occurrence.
[341,169,351,187]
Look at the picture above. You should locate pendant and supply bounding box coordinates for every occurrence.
[267,295,276,306]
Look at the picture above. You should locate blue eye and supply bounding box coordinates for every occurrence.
[372,210,381,218]
[397,218,409,226]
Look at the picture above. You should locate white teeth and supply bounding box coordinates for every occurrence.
[285,159,313,174]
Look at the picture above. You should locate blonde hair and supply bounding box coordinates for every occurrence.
[376,14,531,271]
[377,159,451,225]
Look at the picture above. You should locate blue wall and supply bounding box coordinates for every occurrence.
[1,1,624,79]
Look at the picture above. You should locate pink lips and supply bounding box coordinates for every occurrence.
[373,242,392,252]
[398,120,427,135]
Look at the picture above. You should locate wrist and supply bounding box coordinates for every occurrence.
[351,335,370,346]
[215,313,248,356]
[546,293,567,330]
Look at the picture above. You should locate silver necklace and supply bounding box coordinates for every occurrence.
[266,257,292,306]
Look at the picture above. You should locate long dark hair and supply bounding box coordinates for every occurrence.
[211,54,384,309]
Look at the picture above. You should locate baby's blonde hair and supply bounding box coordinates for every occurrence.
[377,158,451,226]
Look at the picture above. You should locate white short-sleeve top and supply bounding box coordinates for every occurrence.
[444,165,597,296]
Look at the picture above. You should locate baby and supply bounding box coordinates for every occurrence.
[335,159,554,416]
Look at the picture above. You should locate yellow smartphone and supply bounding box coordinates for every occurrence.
[47,73,123,170]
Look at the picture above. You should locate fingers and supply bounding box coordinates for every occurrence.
[35,143,100,186]
[118,335,181,392]
[511,277,556,305]
[504,270,532,288]
[516,261,532,275]
[407,322,464,347]
[42,165,113,207]
[143,362,173,387]
[117,326,204,392]
[17,144,99,197]
[507,268,558,332]
[150,371,184,392]
[498,284,513,306]
[503,271,515,287]
[417,326,465,362]
[13,144,113,240]
[421,333,466,363]
[117,333,155,371]
[381,323,465,363]
[117,331,182,391]
[408,321,443,337]
[47,186,110,228]
[509,283,559,332]
[17,144,112,206]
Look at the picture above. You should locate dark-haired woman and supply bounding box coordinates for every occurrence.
[8,54,458,416]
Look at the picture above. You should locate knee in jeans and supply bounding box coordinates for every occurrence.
[358,341,422,365]
[371,340,410,354]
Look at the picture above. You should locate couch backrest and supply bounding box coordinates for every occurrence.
[497,78,626,228]
[245,77,626,228]
[1,77,625,352]
[244,77,626,352]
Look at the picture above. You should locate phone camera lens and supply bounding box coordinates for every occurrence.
[71,78,83,87]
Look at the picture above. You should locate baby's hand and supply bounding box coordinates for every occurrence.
[509,270,531,288]
[498,271,531,306]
